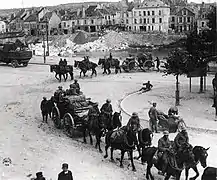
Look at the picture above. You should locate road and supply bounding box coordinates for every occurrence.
[0,63,216,180]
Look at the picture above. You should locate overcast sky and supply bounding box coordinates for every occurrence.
[0,0,216,9]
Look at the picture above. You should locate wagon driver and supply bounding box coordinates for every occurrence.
[88,102,100,127]
[73,79,80,94]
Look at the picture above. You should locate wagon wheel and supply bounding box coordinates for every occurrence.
[121,61,129,72]
[52,106,61,129]
[23,62,28,67]
[11,60,19,68]
[63,113,75,138]
[143,60,155,72]
[177,119,187,132]
[128,61,139,72]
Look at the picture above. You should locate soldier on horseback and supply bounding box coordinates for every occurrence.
[174,126,189,153]
[83,56,91,69]
[157,130,172,175]
[73,79,80,94]
[63,59,68,66]
[127,112,141,132]
[100,99,113,129]
[59,59,64,66]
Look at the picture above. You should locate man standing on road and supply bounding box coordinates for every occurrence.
[155,57,160,72]
[40,97,48,123]
[148,102,159,133]
[58,163,73,180]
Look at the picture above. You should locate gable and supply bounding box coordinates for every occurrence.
[176,7,195,16]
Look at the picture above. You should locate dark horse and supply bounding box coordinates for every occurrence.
[83,111,122,153]
[50,65,74,82]
[74,60,97,77]
[201,167,217,180]
[185,146,209,180]
[104,126,138,171]
[98,58,121,74]
[141,144,195,180]
[136,128,153,160]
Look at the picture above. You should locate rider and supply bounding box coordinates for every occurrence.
[158,130,172,175]
[100,99,113,127]
[63,59,67,66]
[69,84,78,95]
[139,81,153,92]
[148,102,159,133]
[174,126,189,153]
[88,103,100,127]
[59,59,64,66]
[73,79,80,94]
[126,112,141,132]
[83,56,91,69]
[109,52,112,60]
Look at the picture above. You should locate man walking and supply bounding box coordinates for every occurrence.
[148,102,159,133]
[40,97,48,123]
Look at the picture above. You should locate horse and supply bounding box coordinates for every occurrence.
[141,144,195,180]
[136,128,153,160]
[201,167,217,180]
[185,146,209,180]
[74,60,97,77]
[98,58,121,74]
[50,65,73,82]
[83,111,122,153]
[104,126,138,171]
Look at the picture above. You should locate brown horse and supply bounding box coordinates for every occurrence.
[74,60,97,77]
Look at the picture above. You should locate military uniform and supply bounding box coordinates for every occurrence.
[148,106,158,132]
[127,116,140,132]
[40,98,48,123]
[73,82,80,94]
[174,130,189,152]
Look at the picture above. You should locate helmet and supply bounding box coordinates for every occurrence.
[163,130,169,135]
[153,102,157,106]
[62,163,68,169]
[36,172,43,177]
[106,99,111,103]
[132,112,138,117]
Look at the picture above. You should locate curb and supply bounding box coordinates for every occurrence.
[118,90,217,134]
[29,62,52,65]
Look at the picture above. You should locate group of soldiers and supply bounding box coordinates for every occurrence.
[59,59,68,66]
[33,163,73,180]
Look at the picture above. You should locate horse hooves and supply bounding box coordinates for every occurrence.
[104,155,108,159]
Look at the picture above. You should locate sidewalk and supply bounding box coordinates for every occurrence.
[29,56,60,65]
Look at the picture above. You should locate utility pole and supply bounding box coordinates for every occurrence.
[46,20,49,56]
[42,32,46,63]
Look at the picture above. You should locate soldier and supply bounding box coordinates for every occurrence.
[59,59,64,66]
[139,81,153,92]
[148,102,159,133]
[88,103,100,127]
[63,59,68,66]
[155,57,160,72]
[100,99,113,127]
[109,52,112,60]
[40,97,48,123]
[73,79,80,94]
[58,163,73,180]
[158,130,172,176]
[69,84,78,96]
[174,126,189,153]
[127,112,141,132]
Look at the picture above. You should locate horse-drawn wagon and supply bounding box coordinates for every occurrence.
[51,93,97,137]
[122,53,155,72]
[50,65,74,82]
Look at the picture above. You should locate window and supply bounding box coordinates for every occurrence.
[64,22,66,27]
[72,21,75,25]
[126,13,129,17]
[202,22,205,27]
[187,17,191,22]
[148,26,150,31]
[140,18,142,23]
[172,17,175,22]
[152,18,155,23]
[183,10,186,15]
[159,25,161,31]
[180,26,182,32]
[134,19,137,24]
[139,11,141,16]
[134,11,137,16]
[184,17,186,22]
[77,20,79,24]
[184,25,187,31]
[143,11,146,16]
[152,11,155,16]
[126,19,129,24]
[84,20,87,24]
[147,18,149,23]
[188,25,191,30]
[113,19,115,24]
[159,10,161,16]
[152,26,154,31]
[144,18,146,24]
[2,25,4,28]
[91,19,94,24]
[148,11,150,16]
[108,16,110,20]
[134,26,136,31]
[159,18,162,23]
[179,17,182,23]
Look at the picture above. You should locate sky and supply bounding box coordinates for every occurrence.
[0,0,216,9]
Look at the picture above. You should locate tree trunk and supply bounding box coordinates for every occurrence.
[200,76,204,93]
[175,75,180,106]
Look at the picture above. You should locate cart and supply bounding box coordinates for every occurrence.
[51,94,96,137]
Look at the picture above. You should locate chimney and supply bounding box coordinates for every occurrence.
[82,6,85,18]
[77,8,80,17]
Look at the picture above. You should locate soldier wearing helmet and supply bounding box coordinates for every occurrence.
[127,112,140,132]
[73,79,80,94]
[174,126,189,152]
[88,102,100,127]
[69,84,78,95]
[100,99,113,126]
[148,102,159,133]
[157,130,172,175]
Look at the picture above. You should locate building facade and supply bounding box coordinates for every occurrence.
[0,21,6,33]
[131,0,170,33]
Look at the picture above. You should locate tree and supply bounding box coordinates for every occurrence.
[164,48,190,105]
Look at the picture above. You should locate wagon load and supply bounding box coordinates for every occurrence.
[66,94,91,109]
